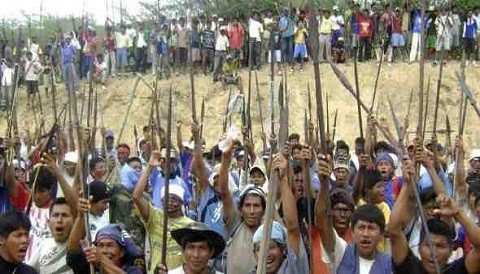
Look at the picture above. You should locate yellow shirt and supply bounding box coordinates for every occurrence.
[143,204,193,273]
[319,17,334,34]
[357,199,391,253]
[294,27,308,44]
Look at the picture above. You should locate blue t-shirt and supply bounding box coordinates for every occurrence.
[279,16,294,37]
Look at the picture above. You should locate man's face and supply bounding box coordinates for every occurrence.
[236,156,244,169]
[254,241,285,274]
[48,204,74,243]
[292,173,305,199]
[129,160,142,173]
[369,181,385,204]
[64,162,76,177]
[34,188,52,208]
[292,148,301,161]
[96,238,124,266]
[470,158,480,172]
[0,228,30,263]
[377,161,393,180]
[163,194,183,215]
[332,203,353,234]
[14,168,26,183]
[93,161,107,179]
[90,198,109,216]
[240,195,264,228]
[250,169,265,187]
[105,137,114,148]
[183,241,214,272]
[160,158,177,172]
[419,234,451,273]
[117,149,130,165]
[334,168,349,187]
[352,220,383,259]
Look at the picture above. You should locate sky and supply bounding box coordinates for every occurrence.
[0,0,143,24]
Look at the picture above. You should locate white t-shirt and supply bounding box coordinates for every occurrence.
[169,265,223,274]
[249,18,264,41]
[321,230,375,274]
[89,210,110,240]
[215,34,229,51]
[330,15,345,30]
[27,238,73,274]
[26,203,52,262]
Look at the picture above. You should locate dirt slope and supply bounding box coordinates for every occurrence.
[2,60,479,153]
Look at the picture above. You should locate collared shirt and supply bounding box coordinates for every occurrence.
[319,16,334,34]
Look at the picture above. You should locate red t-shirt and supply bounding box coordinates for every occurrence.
[9,181,30,211]
[357,15,373,38]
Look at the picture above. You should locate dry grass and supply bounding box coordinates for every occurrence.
[2,60,479,154]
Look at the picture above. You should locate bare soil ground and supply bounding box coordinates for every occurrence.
[2,60,479,153]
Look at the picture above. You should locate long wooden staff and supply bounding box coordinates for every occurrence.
[199,96,205,140]
[353,43,364,140]
[369,39,385,113]
[67,63,94,274]
[117,76,142,145]
[254,71,266,152]
[50,69,58,119]
[422,76,431,140]
[223,88,232,132]
[160,86,173,266]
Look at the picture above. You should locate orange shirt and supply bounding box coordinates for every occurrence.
[311,225,353,274]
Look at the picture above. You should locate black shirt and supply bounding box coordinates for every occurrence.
[0,255,37,274]
[393,249,468,273]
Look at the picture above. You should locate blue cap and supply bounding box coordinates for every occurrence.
[375,152,394,167]
[253,221,287,246]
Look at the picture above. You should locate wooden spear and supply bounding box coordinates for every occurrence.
[254,71,266,152]
[160,87,173,266]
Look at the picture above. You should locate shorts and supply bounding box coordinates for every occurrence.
[116,48,128,67]
[26,80,39,94]
[390,33,405,47]
[268,50,281,63]
[191,48,201,62]
[294,43,307,58]
[436,35,451,51]
[426,35,436,48]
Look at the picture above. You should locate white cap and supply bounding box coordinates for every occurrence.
[161,184,185,201]
[182,141,195,150]
[333,5,339,11]
[64,151,78,164]
[469,149,480,162]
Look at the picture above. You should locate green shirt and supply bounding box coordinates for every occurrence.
[143,204,193,273]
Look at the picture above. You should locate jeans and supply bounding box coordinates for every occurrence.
[62,63,79,92]
[358,37,372,61]
[281,35,294,64]
[249,38,261,68]
[136,46,147,73]
[82,55,93,79]
[213,50,226,81]
[105,50,116,75]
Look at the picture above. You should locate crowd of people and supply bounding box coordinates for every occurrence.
[1,2,480,274]
[1,2,480,108]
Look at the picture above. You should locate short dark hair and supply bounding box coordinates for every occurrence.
[117,143,131,151]
[180,234,213,251]
[49,197,70,215]
[127,157,142,165]
[89,157,105,171]
[288,133,300,142]
[420,218,455,245]
[363,170,383,191]
[0,211,31,238]
[31,165,56,191]
[351,204,385,232]
[238,188,267,211]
